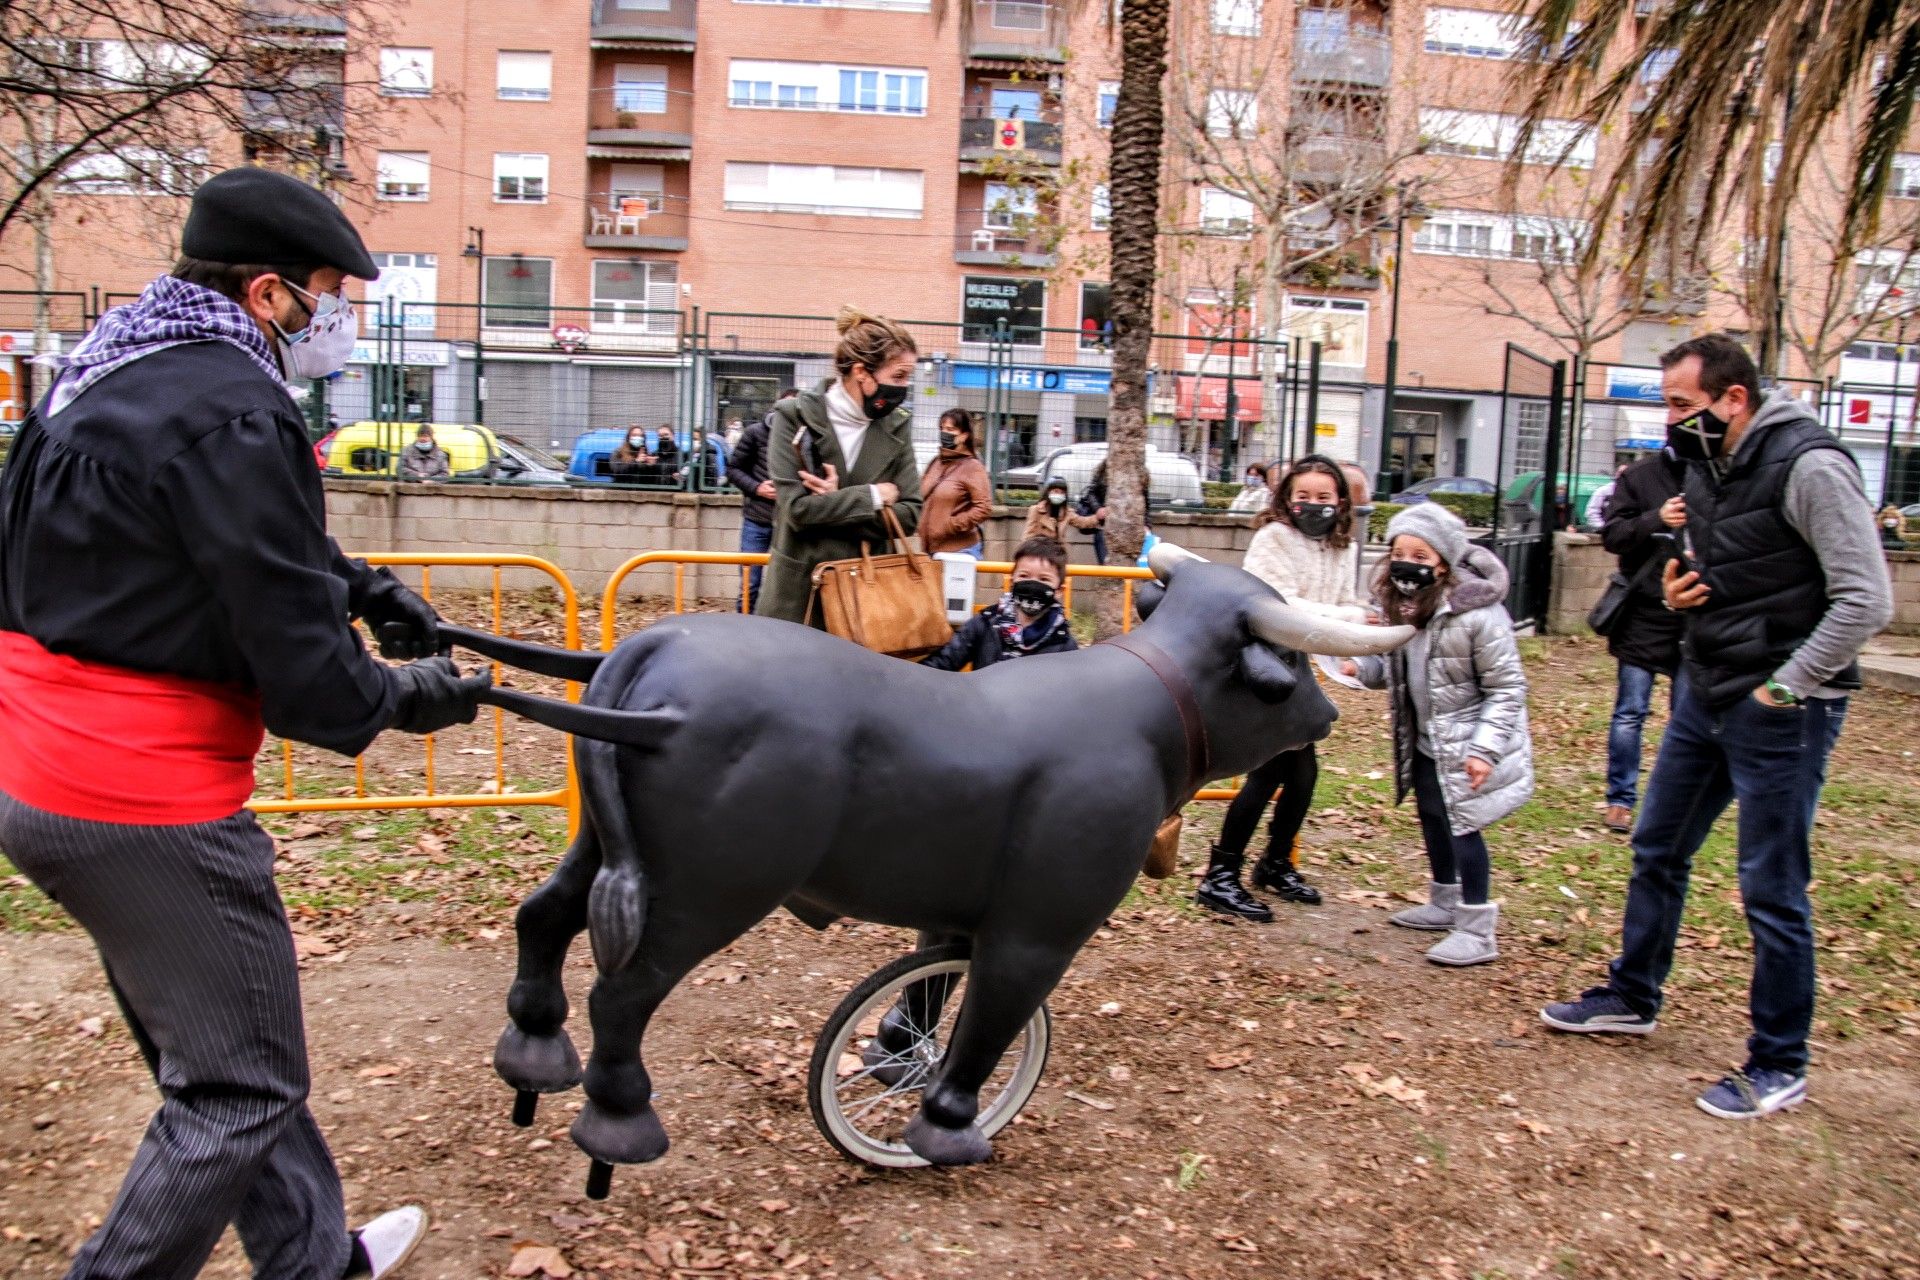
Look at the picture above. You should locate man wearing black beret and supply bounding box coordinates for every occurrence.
[0,168,477,1278]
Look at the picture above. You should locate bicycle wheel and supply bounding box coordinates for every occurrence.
[807,943,1051,1169]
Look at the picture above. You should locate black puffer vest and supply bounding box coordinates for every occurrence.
[1682,409,1860,707]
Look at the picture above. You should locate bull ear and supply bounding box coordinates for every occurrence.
[1134,580,1167,621]
[1239,642,1298,704]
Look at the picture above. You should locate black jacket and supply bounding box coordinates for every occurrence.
[1683,414,1859,706]
[727,416,774,525]
[1600,451,1685,675]
[921,602,1077,671]
[0,340,398,756]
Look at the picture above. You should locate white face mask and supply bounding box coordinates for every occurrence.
[415,439,435,452]
[273,280,357,381]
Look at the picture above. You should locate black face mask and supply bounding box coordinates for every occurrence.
[1291,501,1340,539]
[863,380,909,420]
[1389,560,1438,595]
[939,431,961,451]
[1010,579,1057,614]
[1667,405,1730,463]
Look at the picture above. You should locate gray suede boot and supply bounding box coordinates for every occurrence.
[1388,881,1460,931]
[1426,902,1499,966]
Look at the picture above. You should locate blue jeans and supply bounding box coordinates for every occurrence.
[739,518,772,613]
[1605,662,1662,809]
[1606,683,1848,1074]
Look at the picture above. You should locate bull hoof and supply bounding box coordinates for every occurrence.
[571,1101,670,1166]
[903,1114,992,1166]
[493,1025,583,1095]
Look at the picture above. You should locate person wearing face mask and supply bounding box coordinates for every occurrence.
[1543,333,1892,1122]
[0,168,485,1280]
[398,424,451,482]
[754,306,925,625]
[1023,474,1101,543]
[1197,455,1367,920]
[919,408,993,557]
[1877,503,1910,550]
[1343,503,1532,968]
[920,537,1078,670]
[608,424,656,485]
[1228,460,1276,513]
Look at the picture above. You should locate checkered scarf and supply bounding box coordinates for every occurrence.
[48,275,284,415]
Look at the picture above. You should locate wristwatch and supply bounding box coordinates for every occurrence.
[1764,678,1801,706]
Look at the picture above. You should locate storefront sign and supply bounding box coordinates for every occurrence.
[951,363,1111,395]
[962,277,1045,344]
[348,340,452,367]
[1174,374,1264,420]
[1604,367,1666,403]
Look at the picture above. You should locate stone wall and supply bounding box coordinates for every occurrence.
[1550,532,1920,636]
[324,479,1261,602]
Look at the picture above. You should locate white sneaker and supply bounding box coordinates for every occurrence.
[348,1206,428,1279]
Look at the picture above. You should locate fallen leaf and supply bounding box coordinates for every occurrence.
[358,1063,401,1079]
[507,1243,573,1277]
[758,1199,791,1213]
[76,1017,104,1038]
[1065,1090,1116,1111]
[1206,1049,1253,1071]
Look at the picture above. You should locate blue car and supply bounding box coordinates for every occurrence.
[1388,476,1498,505]
[568,429,730,487]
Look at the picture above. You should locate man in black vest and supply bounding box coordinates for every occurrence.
[1542,334,1892,1119]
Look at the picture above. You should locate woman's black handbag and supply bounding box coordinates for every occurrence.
[1587,571,1634,636]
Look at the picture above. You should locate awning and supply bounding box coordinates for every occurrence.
[586,145,693,161]
[1173,374,1263,420]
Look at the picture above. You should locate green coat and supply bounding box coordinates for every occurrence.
[753,386,924,625]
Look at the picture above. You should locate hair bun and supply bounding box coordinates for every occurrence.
[837,305,882,336]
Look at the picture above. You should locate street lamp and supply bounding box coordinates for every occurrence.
[463,227,486,425]
[1375,182,1427,500]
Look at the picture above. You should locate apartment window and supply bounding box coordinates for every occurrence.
[617,0,671,9]
[1893,153,1920,199]
[1200,186,1255,235]
[614,65,668,113]
[375,151,430,201]
[378,47,433,97]
[1511,217,1582,263]
[1283,295,1367,367]
[1091,183,1111,230]
[962,276,1045,343]
[1413,209,1587,262]
[1211,0,1261,37]
[57,147,208,196]
[991,86,1044,118]
[591,259,678,334]
[1206,88,1257,139]
[493,152,549,202]
[1419,108,1593,167]
[609,162,666,200]
[737,0,933,9]
[727,60,925,114]
[1640,47,1678,85]
[1423,7,1520,58]
[1079,281,1112,351]
[723,162,924,217]
[1764,141,1783,185]
[991,0,1047,30]
[1097,81,1119,129]
[1296,6,1348,52]
[1414,214,1495,256]
[982,182,1038,229]
[483,257,553,328]
[497,51,553,101]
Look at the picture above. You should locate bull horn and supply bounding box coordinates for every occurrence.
[1248,596,1414,657]
[1146,542,1209,582]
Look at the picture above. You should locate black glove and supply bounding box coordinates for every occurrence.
[357,567,442,660]
[388,657,491,735]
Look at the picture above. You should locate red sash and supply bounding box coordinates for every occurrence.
[0,631,264,825]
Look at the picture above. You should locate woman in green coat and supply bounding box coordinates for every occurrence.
[754,307,926,625]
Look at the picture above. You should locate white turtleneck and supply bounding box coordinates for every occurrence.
[822,381,886,508]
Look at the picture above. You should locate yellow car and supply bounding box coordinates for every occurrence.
[325,421,499,479]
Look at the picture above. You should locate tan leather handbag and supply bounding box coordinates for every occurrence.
[805,507,953,659]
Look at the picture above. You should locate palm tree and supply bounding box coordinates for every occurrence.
[937,0,1169,567]
[1508,0,1920,376]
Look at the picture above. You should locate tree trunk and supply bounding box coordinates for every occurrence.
[1104,0,1170,572]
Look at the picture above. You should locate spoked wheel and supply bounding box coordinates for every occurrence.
[807,943,1050,1168]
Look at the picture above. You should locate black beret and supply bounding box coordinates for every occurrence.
[182,167,380,280]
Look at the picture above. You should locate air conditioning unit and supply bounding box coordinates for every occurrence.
[971,228,997,251]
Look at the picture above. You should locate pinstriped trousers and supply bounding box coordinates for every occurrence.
[0,789,351,1280]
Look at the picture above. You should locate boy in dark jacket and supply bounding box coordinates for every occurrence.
[1598,448,1686,832]
[922,537,1078,671]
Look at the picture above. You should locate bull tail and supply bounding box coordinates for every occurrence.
[441,624,608,684]
[476,686,683,748]
[579,733,646,974]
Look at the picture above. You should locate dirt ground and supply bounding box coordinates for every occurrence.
[3,613,1918,1280]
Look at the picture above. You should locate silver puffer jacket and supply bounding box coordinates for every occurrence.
[1356,546,1534,835]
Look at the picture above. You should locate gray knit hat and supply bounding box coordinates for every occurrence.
[1385,502,1469,567]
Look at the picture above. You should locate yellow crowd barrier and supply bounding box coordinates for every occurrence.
[250,553,583,830]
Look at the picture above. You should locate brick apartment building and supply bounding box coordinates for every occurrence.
[5,0,1918,505]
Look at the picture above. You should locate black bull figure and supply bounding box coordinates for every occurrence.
[448,546,1411,1190]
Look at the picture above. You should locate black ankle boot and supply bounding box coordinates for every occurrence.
[1196,845,1274,922]
[1251,856,1322,905]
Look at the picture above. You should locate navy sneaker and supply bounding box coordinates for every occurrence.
[1540,987,1658,1035]
[1696,1068,1807,1120]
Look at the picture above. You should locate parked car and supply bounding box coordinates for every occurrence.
[1389,476,1498,505]
[1020,443,1206,507]
[485,433,572,486]
[325,422,565,485]
[1500,470,1615,534]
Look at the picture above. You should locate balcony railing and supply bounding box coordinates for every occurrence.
[1286,128,1387,183]
[590,0,698,45]
[959,114,1064,166]
[968,0,1067,61]
[584,193,690,251]
[1291,32,1391,91]
[953,216,1057,267]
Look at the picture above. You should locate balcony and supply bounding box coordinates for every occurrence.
[1283,241,1382,290]
[590,0,698,48]
[959,113,1064,168]
[1291,32,1391,91]
[954,218,1057,268]
[585,127,694,160]
[1286,125,1387,184]
[584,193,690,251]
[968,0,1067,65]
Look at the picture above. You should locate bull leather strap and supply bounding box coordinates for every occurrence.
[1105,633,1211,795]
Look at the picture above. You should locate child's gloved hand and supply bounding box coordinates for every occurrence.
[1464,757,1492,791]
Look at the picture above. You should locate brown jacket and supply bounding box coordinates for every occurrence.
[1023,500,1098,542]
[919,453,992,553]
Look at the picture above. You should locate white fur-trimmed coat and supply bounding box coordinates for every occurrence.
[1240,521,1369,621]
